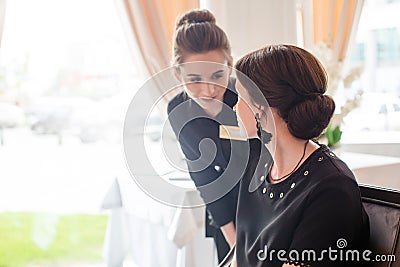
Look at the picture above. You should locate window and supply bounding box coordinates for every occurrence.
[379,104,388,114]
[0,1,141,266]
[0,0,141,144]
[376,28,400,63]
[343,0,400,191]
[351,42,366,62]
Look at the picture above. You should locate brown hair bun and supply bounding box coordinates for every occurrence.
[173,9,231,64]
[235,45,336,140]
[287,95,335,139]
[176,9,216,29]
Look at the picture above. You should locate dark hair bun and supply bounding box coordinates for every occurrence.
[176,9,216,29]
[287,95,335,139]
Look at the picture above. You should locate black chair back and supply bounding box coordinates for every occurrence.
[360,184,400,267]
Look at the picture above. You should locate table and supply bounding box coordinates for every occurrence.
[339,151,400,190]
[101,174,218,267]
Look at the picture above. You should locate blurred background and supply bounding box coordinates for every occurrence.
[0,0,399,266]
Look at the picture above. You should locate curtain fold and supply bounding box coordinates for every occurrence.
[300,0,365,134]
[310,0,364,62]
[118,0,199,106]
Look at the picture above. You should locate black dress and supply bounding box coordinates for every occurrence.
[167,79,239,262]
[236,139,370,267]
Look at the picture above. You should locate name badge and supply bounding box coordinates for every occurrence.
[219,125,247,141]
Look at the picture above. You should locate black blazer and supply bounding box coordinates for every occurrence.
[167,78,239,232]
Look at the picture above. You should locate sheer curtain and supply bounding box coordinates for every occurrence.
[116,0,199,105]
[301,0,365,62]
[299,0,365,139]
[116,0,200,181]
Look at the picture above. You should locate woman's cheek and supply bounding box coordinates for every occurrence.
[237,101,257,137]
[184,84,201,99]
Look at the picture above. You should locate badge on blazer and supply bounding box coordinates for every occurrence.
[219,125,247,141]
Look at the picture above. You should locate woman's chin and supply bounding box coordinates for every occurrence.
[199,98,219,106]
[198,101,222,114]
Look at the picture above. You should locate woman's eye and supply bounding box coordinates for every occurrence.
[212,74,223,80]
[189,77,202,83]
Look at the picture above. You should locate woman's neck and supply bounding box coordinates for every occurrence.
[267,129,318,184]
[203,106,222,118]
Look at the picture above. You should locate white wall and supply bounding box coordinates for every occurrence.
[201,0,299,59]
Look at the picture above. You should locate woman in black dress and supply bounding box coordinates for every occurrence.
[231,45,370,267]
[167,9,239,263]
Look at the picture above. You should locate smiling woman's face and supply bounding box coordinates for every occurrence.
[178,50,231,117]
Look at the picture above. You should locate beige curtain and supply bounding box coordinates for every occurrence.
[301,0,364,62]
[119,0,199,102]
[300,0,365,130]
[118,0,199,110]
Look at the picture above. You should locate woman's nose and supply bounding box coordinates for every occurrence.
[202,82,215,95]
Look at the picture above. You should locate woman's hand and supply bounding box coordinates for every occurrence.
[220,221,236,248]
[230,251,237,267]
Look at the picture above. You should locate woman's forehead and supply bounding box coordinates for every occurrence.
[179,61,229,76]
[183,49,227,63]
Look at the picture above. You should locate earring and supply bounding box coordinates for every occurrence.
[255,113,272,144]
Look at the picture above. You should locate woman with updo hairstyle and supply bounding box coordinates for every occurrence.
[167,9,239,263]
[230,45,369,267]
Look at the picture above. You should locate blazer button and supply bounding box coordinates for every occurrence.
[269,192,274,198]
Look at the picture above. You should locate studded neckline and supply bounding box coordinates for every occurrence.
[259,144,330,198]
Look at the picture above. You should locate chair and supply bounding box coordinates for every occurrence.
[360,184,400,267]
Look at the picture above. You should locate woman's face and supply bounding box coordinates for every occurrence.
[234,80,258,138]
[177,50,231,116]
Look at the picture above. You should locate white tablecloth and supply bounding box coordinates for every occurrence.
[339,151,400,190]
[101,175,217,267]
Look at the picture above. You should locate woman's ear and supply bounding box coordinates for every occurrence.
[259,105,267,115]
[259,105,273,123]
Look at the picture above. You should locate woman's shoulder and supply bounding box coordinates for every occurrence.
[167,91,187,114]
[306,145,360,193]
[224,76,238,108]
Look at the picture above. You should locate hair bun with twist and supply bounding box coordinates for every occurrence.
[176,9,216,29]
[286,95,335,140]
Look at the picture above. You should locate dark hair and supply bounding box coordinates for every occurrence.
[235,44,335,140]
[173,9,231,64]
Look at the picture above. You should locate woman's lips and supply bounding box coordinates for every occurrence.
[200,97,218,102]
